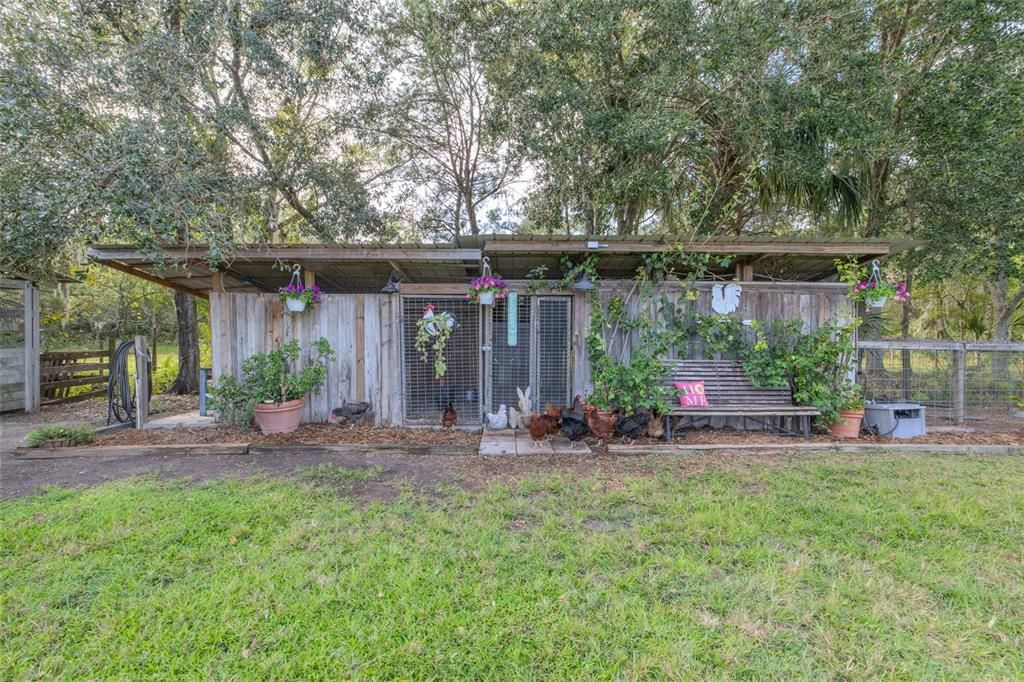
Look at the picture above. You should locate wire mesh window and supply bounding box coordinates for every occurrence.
[402,296,480,425]
[491,295,571,412]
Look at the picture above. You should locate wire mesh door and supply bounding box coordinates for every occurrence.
[402,296,481,426]
[491,295,571,412]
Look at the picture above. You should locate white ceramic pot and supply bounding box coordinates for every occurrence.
[285,298,307,313]
[478,291,495,306]
[870,296,889,310]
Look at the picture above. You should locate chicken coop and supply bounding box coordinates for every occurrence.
[89,235,904,428]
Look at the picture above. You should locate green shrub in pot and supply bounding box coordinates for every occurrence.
[209,338,334,427]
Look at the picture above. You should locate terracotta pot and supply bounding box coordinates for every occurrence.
[253,398,304,435]
[828,408,864,439]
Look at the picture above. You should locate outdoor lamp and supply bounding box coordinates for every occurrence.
[381,271,402,293]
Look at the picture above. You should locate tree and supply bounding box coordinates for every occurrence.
[373,0,520,238]
[2,0,389,391]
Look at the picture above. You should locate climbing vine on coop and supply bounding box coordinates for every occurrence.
[414,303,455,380]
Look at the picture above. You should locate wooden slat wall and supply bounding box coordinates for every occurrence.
[211,283,848,427]
[578,281,852,396]
[209,293,403,426]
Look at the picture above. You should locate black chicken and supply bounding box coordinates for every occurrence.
[330,400,372,427]
[615,408,652,441]
[560,396,589,448]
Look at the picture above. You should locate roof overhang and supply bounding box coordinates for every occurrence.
[87,235,916,295]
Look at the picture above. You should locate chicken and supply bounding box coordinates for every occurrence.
[529,412,560,446]
[645,412,665,439]
[486,404,508,430]
[441,402,458,430]
[615,408,652,441]
[558,395,589,448]
[330,401,371,428]
[583,404,618,444]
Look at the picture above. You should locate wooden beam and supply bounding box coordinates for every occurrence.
[483,240,891,256]
[24,283,40,412]
[101,260,210,300]
[88,245,481,263]
[398,283,467,295]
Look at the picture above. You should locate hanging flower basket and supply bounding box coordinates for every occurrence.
[836,258,909,310]
[278,265,322,313]
[468,256,508,306]
[279,283,322,312]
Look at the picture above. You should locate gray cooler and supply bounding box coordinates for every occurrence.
[863,402,926,439]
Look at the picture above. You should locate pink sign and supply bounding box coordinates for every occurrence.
[675,381,709,408]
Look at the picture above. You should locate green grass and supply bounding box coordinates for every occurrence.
[2,454,1024,678]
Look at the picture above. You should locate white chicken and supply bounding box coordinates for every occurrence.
[486,404,508,430]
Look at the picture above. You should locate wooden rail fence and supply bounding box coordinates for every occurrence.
[40,342,114,405]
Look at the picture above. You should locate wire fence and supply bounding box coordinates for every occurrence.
[857,340,1024,430]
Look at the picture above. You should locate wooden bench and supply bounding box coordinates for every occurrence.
[661,360,819,439]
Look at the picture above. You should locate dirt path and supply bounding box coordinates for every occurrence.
[0,395,198,448]
[0,446,822,500]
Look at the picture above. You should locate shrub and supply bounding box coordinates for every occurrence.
[25,424,95,447]
[208,338,335,426]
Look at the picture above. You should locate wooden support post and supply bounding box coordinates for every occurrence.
[23,282,40,413]
[953,344,966,424]
[735,261,754,282]
[481,304,493,419]
[211,271,226,293]
[134,335,150,429]
[303,268,316,289]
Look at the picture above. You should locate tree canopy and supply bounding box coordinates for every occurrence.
[1,0,1021,338]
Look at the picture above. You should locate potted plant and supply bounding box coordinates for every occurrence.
[278,282,323,313]
[208,338,334,434]
[835,257,909,310]
[788,320,864,437]
[468,274,508,306]
[414,304,455,380]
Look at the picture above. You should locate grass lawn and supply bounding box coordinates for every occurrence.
[3,454,1023,678]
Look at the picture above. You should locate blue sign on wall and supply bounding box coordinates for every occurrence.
[507,292,518,346]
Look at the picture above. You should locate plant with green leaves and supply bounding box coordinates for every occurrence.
[24,424,95,447]
[208,338,334,426]
[414,305,454,380]
[789,321,862,426]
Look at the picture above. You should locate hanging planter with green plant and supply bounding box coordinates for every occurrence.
[414,304,455,380]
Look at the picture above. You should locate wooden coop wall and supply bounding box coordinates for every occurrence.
[574,281,853,397]
[209,293,403,426]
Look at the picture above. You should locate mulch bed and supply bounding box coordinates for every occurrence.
[96,423,481,448]
[95,421,1023,450]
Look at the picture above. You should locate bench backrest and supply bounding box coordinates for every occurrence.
[662,359,794,406]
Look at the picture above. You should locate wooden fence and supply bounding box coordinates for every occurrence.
[40,343,114,405]
[209,293,403,426]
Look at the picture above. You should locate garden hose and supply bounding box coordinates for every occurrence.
[106,340,151,425]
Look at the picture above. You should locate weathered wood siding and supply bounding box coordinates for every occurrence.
[572,281,852,398]
[209,293,403,425]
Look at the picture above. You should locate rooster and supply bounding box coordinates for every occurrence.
[441,402,458,430]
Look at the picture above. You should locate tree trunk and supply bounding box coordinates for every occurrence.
[167,291,199,394]
[464,191,479,235]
